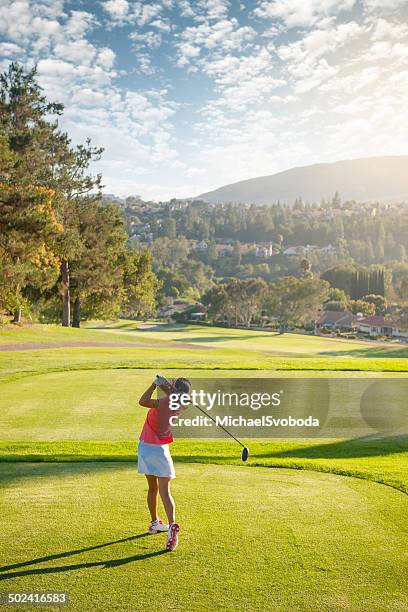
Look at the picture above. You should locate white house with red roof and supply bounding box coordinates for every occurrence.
[354,316,408,339]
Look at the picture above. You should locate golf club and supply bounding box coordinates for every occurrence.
[157,375,250,462]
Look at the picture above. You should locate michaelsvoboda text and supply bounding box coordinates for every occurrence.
[169,415,320,428]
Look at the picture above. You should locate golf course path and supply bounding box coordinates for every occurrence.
[1,462,406,611]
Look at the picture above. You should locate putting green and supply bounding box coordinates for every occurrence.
[0,463,407,611]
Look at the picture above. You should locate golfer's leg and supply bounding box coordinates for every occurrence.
[158,477,175,524]
[145,475,159,521]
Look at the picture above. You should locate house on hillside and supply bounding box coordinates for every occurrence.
[161,302,206,322]
[354,316,393,337]
[158,302,190,320]
[255,243,274,257]
[319,244,336,253]
[196,240,208,252]
[316,311,357,331]
[283,246,306,256]
[241,243,255,255]
[216,244,233,256]
[353,316,408,339]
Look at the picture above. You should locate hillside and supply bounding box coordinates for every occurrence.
[197,156,408,205]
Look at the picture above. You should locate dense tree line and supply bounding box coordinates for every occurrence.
[201,276,329,331]
[125,198,408,269]
[0,63,159,326]
[322,266,385,298]
[121,194,408,302]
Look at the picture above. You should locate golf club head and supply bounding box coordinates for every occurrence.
[241,447,249,462]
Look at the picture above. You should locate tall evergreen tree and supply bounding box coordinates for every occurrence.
[0,63,103,325]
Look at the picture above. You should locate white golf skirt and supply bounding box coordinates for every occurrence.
[137,440,175,479]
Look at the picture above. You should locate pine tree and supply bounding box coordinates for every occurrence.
[69,202,128,327]
[1,63,104,325]
[122,249,160,319]
[0,184,62,321]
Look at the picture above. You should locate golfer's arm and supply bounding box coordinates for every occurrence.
[139,383,159,408]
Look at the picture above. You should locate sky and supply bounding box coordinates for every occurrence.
[1,0,408,201]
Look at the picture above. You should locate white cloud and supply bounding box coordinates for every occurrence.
[277,22,364,93]
[261,24,286,38]
[176,18,256,67]
[254,0,356,28]
[359,39,408,63]
[37,57,78,80]
[0,0,61,43]
[71,88,108,108]
[133,52,157,74]
[203,46,275,85]
[175,0,230,22]
[130,31,163,48]
[320,66,382,95]
[54,40,97,65]
[371,17,408,40]
[103,0,130,21]
[195,0,230,21]
[363,0,407,10]
[0,42,24,56]
[278,22,363,63]
[98,48,116,69]
[150,19,172,32]
[177,0,196,17]
[176,42,201,67]
[102,0,164,26]
[65,11,97,37]
[36,58,113,88]
[136,3,163,26]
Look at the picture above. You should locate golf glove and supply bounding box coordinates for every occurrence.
[154,374,167,387]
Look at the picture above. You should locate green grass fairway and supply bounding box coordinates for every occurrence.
[1,366,407,494]
[2,324,408,383]
[2,368,408,441]
[1,322,407,611]
[3,321,408,359]
[1,463,407,612]
[88,320,408,357]
[0,323,162,346]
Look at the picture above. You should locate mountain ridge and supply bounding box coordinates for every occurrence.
[196,156,408,205]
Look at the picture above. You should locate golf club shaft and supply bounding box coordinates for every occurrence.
[189,399,246,449]
[160,376,246,449]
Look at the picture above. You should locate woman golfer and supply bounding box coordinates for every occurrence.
[138,375,191,552]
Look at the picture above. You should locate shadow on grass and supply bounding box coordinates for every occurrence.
[172,435,408,462]
[0,461,134,487]
[138,324,190,332]
[320,346,408,358]
[86,322,140,331]
[252,435,408,460]
[0,532,168,580]
[174,334,277,344]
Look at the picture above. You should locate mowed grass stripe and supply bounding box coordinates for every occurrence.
[1,349,408,387]
[2,321,408,358]
[1,438,407,495]
[1,367,407,493]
